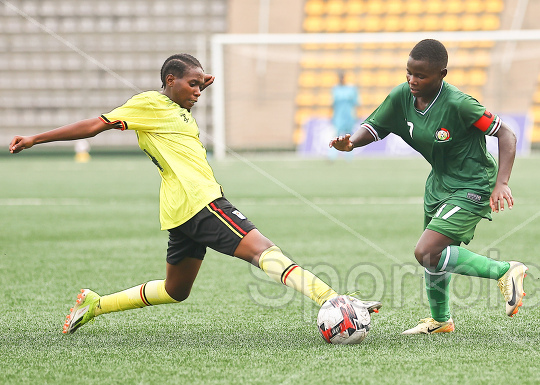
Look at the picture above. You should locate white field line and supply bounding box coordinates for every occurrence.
[0,199,89,206]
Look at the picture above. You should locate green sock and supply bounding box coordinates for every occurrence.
[437,246,510,279]
[425,269,451,322]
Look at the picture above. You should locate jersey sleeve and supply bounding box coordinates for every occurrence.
[99,93,158,132]
[459,96,501,136]
[361,84,405,141]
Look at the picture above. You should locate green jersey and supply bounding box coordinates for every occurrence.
[362,81,501,219]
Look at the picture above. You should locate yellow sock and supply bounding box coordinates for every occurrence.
[258,246,338,306]
[95,280,178,316]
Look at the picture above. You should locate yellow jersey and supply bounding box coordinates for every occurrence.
[100,91,223,230]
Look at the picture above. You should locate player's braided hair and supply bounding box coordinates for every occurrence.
[160,53,203,88]
[409,39,448,70]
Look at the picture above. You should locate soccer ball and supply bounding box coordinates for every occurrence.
[317,295,371,345]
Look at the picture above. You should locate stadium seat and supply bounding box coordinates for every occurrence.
[446,0,465,13]
[347,0,364,15]
[303,17,324,32]
[442,15,461,31]
[344,16,362,32]
[461,14,481,31]
[465,0,485,13]
[326,0,346,15]
[403,15,422,32]
[305,0,326,16]
[481,14,500,30]
[366,0,385,15]
[325,17,345,32]
[423,15,440,31]
[425,0,444,14]
[404,0,425,15]
[486,0,505,13]
[385,1,404,15]
[383,16,403,32]
[364,16,383,32]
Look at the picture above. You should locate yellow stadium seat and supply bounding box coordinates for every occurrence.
[426,0,444,14]
[303,17,324,32]
[442,15,460,31]
[366,0,384,15]
[532,127,540,143]
[305,0,325,16]
[358,71,377,87]
[465,0,484,13]
[298,71,319,87]
[486,0,504,13]
[296,92,317,107]
[320,72,339,87]
[472,50,491,67]
[316,93,333,106]
[344,16,362,32]
[481,14,500,30]
[295,108,317,125]
[348,0,364,15]
[447,68,467,86]
[533,90,540,104]
[404,0,425,15]
[446,0,464,14]
[325,16,344,32]
[403,15,422,32]
[532,106,540,121]
[468,69,487,86]
[327,0,346,15]
[357,52,377,69]
[461,14,480,31]
[423,15,440,31]
[383,15,402,31]
[385,1,404,15]
[300,56,320,69]
[364,16,383,32]
[338,53,358,70]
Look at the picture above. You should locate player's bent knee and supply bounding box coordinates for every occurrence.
[414,245,432,267]
[165,285,192,302]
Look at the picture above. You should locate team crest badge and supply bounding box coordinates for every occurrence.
[435,128,451,142]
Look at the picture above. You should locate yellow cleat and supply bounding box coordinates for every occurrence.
[498,261,528,317]
[402,317,455,335]
[63,289,100,334]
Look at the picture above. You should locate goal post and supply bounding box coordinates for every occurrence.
[211,30,540,160]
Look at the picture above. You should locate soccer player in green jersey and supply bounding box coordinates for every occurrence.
[330,39,528,334]
[9,53,381,334]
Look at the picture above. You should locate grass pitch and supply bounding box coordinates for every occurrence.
[1,152,539,384]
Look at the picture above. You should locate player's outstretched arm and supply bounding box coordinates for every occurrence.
[329,126,375,151]
[9,118,111,154]
[490,121,517,213]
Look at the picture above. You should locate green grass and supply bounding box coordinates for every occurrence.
[1,153,539,384]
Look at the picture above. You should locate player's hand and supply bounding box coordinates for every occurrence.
[329,134,354,152]
[9,136,34,154]
[490,182,513,213]
[201,74,215,91]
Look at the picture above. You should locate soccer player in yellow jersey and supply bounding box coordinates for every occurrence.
[9,54,381,334]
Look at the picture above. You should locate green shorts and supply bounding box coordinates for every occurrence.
[424,203,483,245]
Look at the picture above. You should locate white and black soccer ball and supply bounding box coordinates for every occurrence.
[317,295,371,345]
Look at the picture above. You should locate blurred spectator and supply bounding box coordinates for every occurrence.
[329,71,359,161]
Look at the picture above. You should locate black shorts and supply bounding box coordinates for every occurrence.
[166,197,257,265]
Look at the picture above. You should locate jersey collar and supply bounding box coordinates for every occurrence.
[413,81,444,116]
